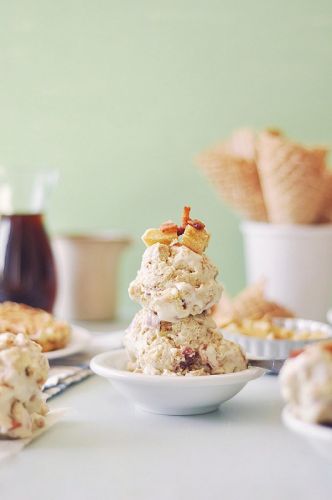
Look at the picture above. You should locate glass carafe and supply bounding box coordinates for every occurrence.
[0,168,58,312]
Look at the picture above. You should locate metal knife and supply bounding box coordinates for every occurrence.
[248,358,285,374]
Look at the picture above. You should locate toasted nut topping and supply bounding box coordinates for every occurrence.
[182,206,191,227]
[160,221,178,234]
[188,219,205,230]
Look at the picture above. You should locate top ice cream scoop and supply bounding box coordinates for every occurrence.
[129,242,222,321]
[129,207,222,322]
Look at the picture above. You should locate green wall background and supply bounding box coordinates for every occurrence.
[0,1,331,316]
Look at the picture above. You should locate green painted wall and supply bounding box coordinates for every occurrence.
[0,1,331,316]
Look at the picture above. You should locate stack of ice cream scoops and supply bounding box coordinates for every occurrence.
[124,207,247,376]
[198,128,332,224]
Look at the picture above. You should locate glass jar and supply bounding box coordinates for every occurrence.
[0,167,58,312]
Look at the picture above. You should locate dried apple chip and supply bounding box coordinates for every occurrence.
[182,225,210,254]
[142,228,178,247]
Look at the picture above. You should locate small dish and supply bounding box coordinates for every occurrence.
[222,318,332,360]
[90,349,264,415]
[282,406,332,461]
[46,325,91,360]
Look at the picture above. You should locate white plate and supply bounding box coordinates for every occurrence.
[46,325,91,360]
[222,318,332,360]
[90,349,265,416]
[282,406,332,460]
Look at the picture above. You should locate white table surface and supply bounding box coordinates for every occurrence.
[0,369,331,500]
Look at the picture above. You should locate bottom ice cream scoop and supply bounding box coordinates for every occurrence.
[124,309,247,376]
[0,332,49,438]
[280,341,332,424]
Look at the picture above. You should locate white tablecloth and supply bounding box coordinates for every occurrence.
[0,373,331,500]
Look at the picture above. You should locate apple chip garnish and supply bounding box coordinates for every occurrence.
[141,207,210,254]
[142,227,178,247]
[182,224,210,255]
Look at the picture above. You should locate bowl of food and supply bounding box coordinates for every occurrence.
[280,341,332,460]
[92,207,265,415]
[222,317,332,360]
[91,349,264,415]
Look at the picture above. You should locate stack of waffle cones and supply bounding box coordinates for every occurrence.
[198,129,268,222]
[197,128,332,224]
[212,281,294,327]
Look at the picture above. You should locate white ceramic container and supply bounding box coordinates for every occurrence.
[90,349,264,416]
[241,222,332,321]
[52,232,130,321]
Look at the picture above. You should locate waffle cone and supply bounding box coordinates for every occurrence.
[197,146,268,221]
[317,170,332,222]
[227,128,256,159]
[257,132,327,224]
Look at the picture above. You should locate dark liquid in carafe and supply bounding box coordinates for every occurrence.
[0,214,56,312]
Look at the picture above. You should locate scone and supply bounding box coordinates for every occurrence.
[0,332,49,438]
[0,302,71,352]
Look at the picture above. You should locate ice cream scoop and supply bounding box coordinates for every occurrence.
[0,332,49,438]
[129,243,222,322]
[124,309,247,375]
[280,341,332,424]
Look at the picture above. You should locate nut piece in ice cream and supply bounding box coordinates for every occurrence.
[129,242,222,322]
[124,309,247,375]
[182,224,210,255]
[0,332,49,438]
[280,341,332,425]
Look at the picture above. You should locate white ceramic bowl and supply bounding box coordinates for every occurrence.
[90,349,264,415]
[222,318,332,360]
[282,406,332,461]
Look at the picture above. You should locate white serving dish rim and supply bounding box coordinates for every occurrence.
[221,317,332,359]
[282,405,332,442]
[90,349,264,386]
